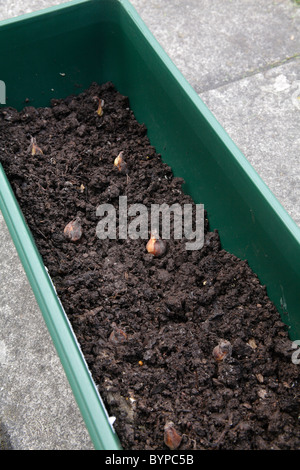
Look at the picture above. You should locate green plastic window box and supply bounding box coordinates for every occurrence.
[0,0,299,450]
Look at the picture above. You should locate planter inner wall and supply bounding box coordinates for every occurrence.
[1,0,300,449]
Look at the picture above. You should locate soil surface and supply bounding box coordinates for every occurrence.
[0,82,299,450]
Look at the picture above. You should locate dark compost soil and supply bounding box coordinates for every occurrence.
[0,82,299,450]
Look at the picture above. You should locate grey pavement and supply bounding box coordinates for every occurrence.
[0,0,299,450]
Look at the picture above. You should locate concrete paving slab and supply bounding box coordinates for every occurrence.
[0,0,299,451]
[131,0,300,93]
[201,58,300,227]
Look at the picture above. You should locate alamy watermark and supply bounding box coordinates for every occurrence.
[96,196,204,250]
[0,80,6,105]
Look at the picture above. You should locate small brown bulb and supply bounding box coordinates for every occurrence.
[213,340,232,361]
[109,327,127,345]
[63,218,82,242]
[164,421,182,450]
[114,151,128,174]
[146,232,167,257]
[94,96,104,116]
[29,137,43,156]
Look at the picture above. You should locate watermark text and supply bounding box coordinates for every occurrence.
[96,196,204,250]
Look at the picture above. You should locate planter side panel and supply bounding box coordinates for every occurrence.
[0,0,122,109]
